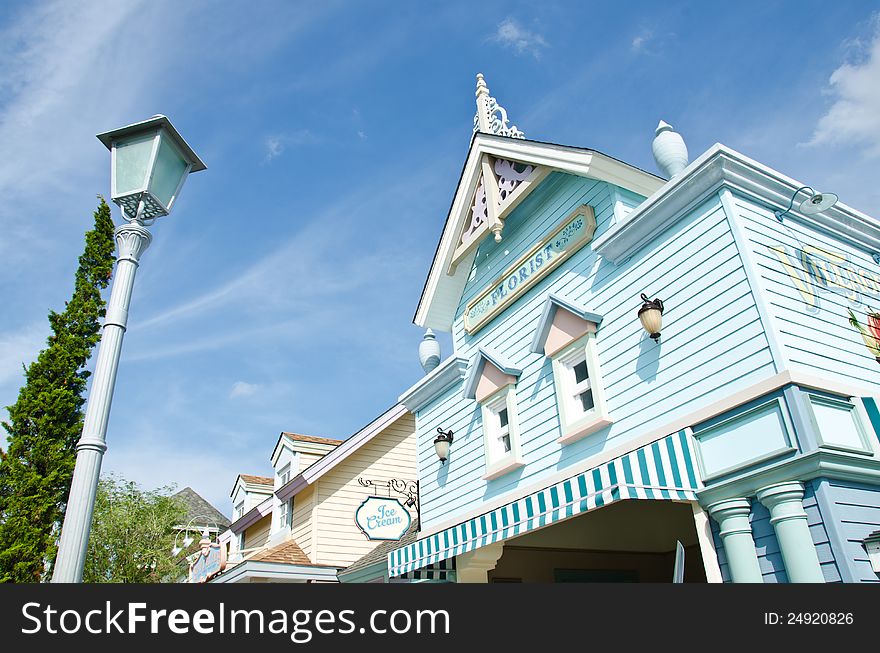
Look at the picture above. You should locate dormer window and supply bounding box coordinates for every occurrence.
[234,501,245,519]
[278,463,291,487]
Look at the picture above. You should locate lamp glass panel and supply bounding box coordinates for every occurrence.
[113,132,156,196]
[434,439,450,461]
[149,134,189,209]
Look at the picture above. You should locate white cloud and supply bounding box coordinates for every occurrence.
[491,18,548,59]
[229,381,260,398]
[263,129,317,162]
[630,27,675,56]
[809,14,880,156]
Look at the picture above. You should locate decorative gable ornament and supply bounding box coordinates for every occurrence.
[473,73,524,139]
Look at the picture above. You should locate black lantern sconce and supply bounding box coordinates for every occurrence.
[638,293,665,342]
[434,427,454,464]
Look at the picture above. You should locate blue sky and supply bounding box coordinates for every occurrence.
[1,1,879,515]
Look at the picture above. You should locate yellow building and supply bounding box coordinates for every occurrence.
[211,405,416,583]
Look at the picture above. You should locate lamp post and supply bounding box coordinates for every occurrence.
[52,115,205,583]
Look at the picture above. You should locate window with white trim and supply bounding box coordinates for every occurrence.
[551,333,610,445]
[480,385,524,480]
[234,501,245,519]
[279,498,291,529]
[278,463,291,486]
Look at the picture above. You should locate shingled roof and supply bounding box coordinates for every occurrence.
[341,519,420,576]
[249,539,337,568]
[239,474,273,486]
[280,433,343,446]
[172,487,231,529]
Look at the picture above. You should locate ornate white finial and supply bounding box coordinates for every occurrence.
[652,119,689,178]
[473,73,525,139]
[418,329,441,374]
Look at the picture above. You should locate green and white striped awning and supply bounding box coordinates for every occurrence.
[388,431,700,578]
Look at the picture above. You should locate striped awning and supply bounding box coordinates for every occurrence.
[388,431,700,578]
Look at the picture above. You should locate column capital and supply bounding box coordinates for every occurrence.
[756,481,805,507]
[706,497,751,519]
[115,221,152,263]
[756,481,807,527]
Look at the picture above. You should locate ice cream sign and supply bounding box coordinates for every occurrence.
[355,497,411,541]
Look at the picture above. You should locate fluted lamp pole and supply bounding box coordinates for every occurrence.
[52,115,206,583]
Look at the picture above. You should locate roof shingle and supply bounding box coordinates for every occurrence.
[239,474,273,486]
[281,432,343,446]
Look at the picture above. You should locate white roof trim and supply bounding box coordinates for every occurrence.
[398,356,470,413]
[594,143,880,264]
[276,404,410,502]
[413,133,664,332]
[529,293,603,354]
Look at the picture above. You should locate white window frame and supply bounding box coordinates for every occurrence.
[551,333,611,445]
[278,463,291,487]
[234,501,245,519]
[279,498,291,530]
[480,384,525,480]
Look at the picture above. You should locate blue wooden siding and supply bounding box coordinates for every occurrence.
[709,484,840,583]
[730,192,880,389]
[415,172,776,531]
[815,478,880,583]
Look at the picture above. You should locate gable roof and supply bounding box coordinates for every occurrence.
[172,487,230,529]
[461,347,522,400]
[413,132,665,332]
[281,433,343,446]
[249,539,335,567]
[276,403,412,502]
[270,431,342,467]
[239,474,273,486]
[529,293,603,354]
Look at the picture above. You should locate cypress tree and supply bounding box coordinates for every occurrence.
[0,197,116,582]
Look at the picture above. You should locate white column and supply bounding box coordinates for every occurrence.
[52,221,152,583]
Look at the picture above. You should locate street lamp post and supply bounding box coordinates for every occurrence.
[52,115,205,583]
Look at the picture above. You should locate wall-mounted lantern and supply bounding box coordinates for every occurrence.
[638,293,665,342]
[434,427,454,464]
[865,531,880,574]
[774,185,837,222]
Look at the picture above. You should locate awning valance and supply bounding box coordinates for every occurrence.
[388,431,700,578]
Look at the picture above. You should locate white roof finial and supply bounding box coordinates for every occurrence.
[473,73,524,139]
[652,119,689,178]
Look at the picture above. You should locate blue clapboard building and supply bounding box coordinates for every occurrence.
[377,75,880,583]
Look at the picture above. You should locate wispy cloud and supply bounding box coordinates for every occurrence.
[807,13,880,157]
[230,381,260,398]
[490,18,548,59]
[630,28,676,56]
[263,129,318,162]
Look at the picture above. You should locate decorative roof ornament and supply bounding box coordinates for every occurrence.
[652,120,689,178]
[418,329,441,374]
[473,73,525,139]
